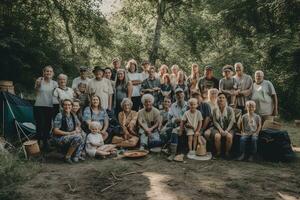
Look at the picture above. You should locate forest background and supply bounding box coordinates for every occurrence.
[0,0,299,119]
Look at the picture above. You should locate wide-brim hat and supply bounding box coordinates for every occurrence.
[92,66,104,73]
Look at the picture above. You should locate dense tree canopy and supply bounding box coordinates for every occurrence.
[0,0,299,118]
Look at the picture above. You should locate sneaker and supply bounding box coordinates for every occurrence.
[79,156,85,161]
[72,157,79,163]
[237,154,245,161]
[65,157,73,164]
[187,151,196,159]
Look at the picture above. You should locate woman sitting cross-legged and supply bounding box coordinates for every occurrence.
[82,95,109,141]
[52,99,85,164]
[112,98,139,148]
[204,93,235,158]
[138,94,161,150]
[85,121,117,158]
[237,100,261,161]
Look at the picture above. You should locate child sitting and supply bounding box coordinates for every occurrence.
[237,100,261,161]
[75,82,89,109]
[85,121,117,158]
[180,98,203,158]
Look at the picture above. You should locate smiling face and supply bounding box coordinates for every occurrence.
[123,102,132,112]
[205,69,213,78]
[129,63,136,73]
[91,96,100,108]
[149,68,156,78]
[43,67,54,79]
[217,94,227,107]
[255,71,264,84]
[175,91,185,103]
[80,70,88,78]
[94,70,103,79]
[117,71,125,81]
[58,76,67,87]
[246,102,256,113]
[113,61,121,69]
[72,102,80,113]
[105,69,112,80]
[144,99,153,110]
[189,101,198,111]
[163,98,171,109]
[235,64,243,76]
[63,100,72,113]
[192,64,199,74]
[224,70,232,78]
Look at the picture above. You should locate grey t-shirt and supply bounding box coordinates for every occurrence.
[34,80,58,107]
[241,113,261,136]
[234,74,253,107]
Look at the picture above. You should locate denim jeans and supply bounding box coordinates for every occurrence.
[240,135,258,155]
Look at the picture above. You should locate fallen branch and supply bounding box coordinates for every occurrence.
[101,182,118,193]
[111,172,122,181]
[67,183,76,192]
[120,171,144,177]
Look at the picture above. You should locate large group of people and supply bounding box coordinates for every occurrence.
[34,58,278,164]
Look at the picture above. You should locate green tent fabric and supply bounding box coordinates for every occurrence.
[0,91,36,143]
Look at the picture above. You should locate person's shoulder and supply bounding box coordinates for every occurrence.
[54,112,63,120]
[152,107,160,113]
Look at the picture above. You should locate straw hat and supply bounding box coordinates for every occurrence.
[262,120,282,130]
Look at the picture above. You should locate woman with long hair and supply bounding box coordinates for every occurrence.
[187,63,201,95]
[174,70,189,101]
[159,64,169,84]
[34,65,57,151]
[114,69,133,116]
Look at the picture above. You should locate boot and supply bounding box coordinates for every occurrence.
[237,153,245,161]
[167,143,177,161]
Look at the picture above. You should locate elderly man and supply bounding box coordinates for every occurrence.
[233,62,253,113]
[252,70,278,123]
[111,57,121,80]
[71,66,90,90]
[87,66,114,111]
[197,65,219,101]
[168,88,189,161]
[138,94,161,150]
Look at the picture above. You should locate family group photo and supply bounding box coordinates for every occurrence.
[0,0,299,200]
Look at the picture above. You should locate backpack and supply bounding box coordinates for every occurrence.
[258,129,295,162]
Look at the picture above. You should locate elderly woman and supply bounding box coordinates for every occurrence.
[207,88,219,114]
[233,63,253,113]
[187,63,201,95]
[204,93,235,158]
[114,69,133,116]
[34,65,58,151]
[138,94,161,150]
[251,70,278,123]
[126,59,143,111]
[52,99,84,164]
[112,98,139,147]
[53,73,74,115]
[82,95,109,140]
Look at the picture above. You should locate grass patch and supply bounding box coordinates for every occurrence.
[0,152,39,200]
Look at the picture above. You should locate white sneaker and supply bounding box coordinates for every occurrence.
[187,151,196,159]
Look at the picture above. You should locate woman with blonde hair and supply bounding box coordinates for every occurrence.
[207,88,219,114]
[170,64,180,87]
[187,63,201,95]
[174,70,189,100]
[34,65,58,151]
[159,64,169,84]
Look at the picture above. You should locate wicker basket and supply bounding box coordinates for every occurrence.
[23,140,40,156]
[0,80,15,94]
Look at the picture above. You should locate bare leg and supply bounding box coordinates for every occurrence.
[215,133,221,156]
[225,133,233,156]
[193,135,198,151]
[95,150,110,156]
[204,129,211,141]
[188,135,193,151]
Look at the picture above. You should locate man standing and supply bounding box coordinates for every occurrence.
[111,57,121,80]
[87,66,114,111]
[197,65,219,101]
[71,66,90,90]
[233,62,253,113]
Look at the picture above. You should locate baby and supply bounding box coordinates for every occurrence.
[85,121,116,158]
[238,100,261,161]
[180,98,203,158]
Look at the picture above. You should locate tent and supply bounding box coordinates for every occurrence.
[0,91,36,143]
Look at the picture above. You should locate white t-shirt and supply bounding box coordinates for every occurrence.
[53,87,74,104]
[87,78,114,110]
[252,80,276,116]
[34,80,58,107]
[182,110,203,130]
[127,72,143,97]
[71,77,90,89]
[85,133,104,157]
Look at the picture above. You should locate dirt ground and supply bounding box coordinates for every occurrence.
[16,124,300,200]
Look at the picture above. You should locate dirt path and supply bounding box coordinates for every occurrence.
[17,154,300,200]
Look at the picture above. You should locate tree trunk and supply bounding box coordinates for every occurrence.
[149,0,166,65]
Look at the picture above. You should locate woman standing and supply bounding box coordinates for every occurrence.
[160,74,173,103]
[126,59,143,111]
[174,71,189,101]
[115,69,133,116]
[187,63,201,95]
[34,65,57,151]
[170,65,180,87]
[158,64,169,84]
[83,95,109,140]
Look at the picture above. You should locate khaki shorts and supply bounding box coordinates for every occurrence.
[186,128,194,136]
[206,127,234,140]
